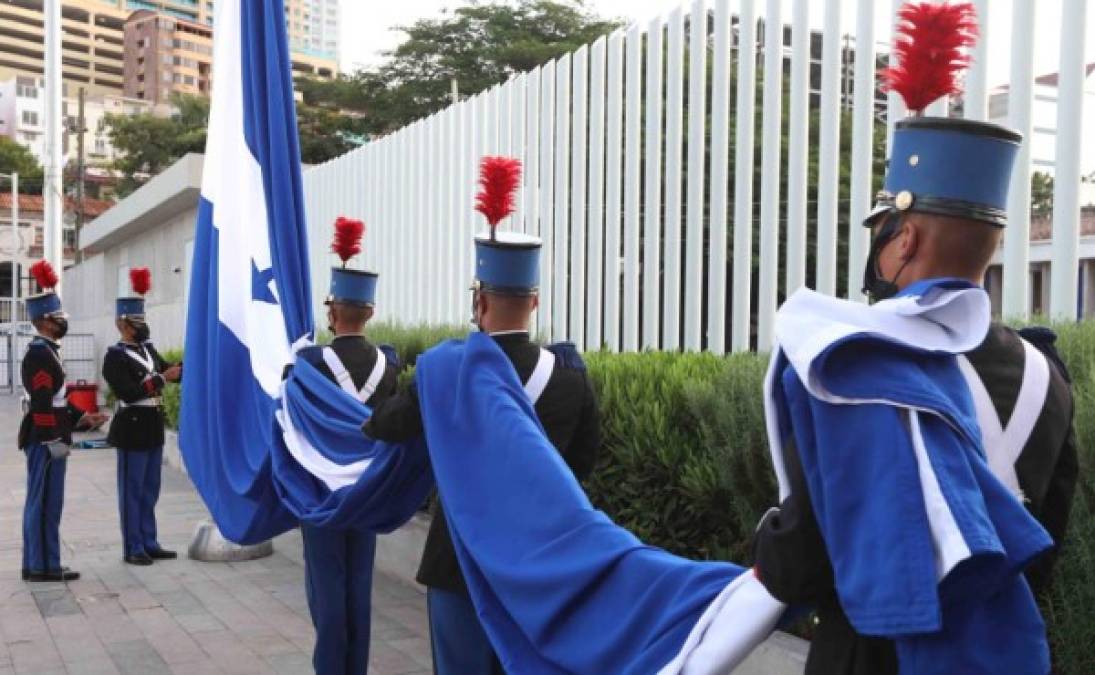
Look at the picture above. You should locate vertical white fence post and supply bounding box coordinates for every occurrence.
[571,47,589,351]
[554,54,572,341]
[683,0,707,351]
[846,0,876,304]
[587,39,607,350]
[965,0,990,122]
[664,8,685,351]
[816,0,842,298]
[785,0,810,297]
[539,62,556,340]
[757,0,783,351]
[707,0,730,355]
[643,16,665,351]
[604,32,625,351]
[623,23,643,351]
[1049,0,1089,320]
[1003,0,1035,320]
[731,0,756,352]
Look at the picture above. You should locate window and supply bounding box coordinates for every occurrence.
[17,83,38,98]
[21,111,38,126]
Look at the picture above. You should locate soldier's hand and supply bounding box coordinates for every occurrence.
[163,365,182,382]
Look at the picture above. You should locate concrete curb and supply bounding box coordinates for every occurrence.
[162,430,808,672]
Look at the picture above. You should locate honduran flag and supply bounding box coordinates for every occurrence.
[180,0,431,544]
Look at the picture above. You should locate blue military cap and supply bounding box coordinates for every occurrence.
[116,297,146,318]
[27,260,63,321]
[474,232,541,295]
[26,292,63,321]
[328,267,378,307]
[118,267,150,318]
[866,117,1022,229]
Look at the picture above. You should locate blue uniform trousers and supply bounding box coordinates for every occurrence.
[22,443,67,573]
[426,587,504,675]
[302,524,376,675]
[117,447,163,557]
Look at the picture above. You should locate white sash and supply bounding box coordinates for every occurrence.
[523,349,555,405]
[957,339,1051,501]
[321,346,388,404]
[118,343,162,408]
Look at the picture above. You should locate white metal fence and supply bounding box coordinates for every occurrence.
[303,0,1091,353]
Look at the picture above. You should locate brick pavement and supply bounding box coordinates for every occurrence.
[0,394,431,675]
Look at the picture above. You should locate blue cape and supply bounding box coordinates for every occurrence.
[768,280,1053,672]
[415,333,748,674]
[270,354,433,532]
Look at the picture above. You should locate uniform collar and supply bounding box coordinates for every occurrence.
[34,334,59,349]
[896,277,978,299]
[332,334,365,342]
[489,330,531,346]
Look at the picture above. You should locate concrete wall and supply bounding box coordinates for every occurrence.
[63,203,197,379]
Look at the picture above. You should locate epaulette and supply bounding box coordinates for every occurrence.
[1018,326,1071,384]
[546,341,585,371]
[378,344,401,370]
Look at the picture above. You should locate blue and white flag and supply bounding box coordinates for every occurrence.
[181,0,316,544]
[181,0,432,545]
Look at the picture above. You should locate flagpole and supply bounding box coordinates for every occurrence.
[43,0,64,289]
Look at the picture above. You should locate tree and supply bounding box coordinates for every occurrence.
[347,0,621,133]
[296,105,371,165]
[0,137,44,193]
[104,93,209,196]
[1031,171,1053,215]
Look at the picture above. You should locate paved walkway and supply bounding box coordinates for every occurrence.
[0,394,432,675]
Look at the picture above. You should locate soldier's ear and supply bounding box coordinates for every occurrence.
[898,220,920,262]
[530,294,540,312]
[363,306,375,323]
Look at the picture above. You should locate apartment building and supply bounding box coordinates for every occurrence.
[0,75,158,167]
[0,0,129,96]
[122,8,212,104]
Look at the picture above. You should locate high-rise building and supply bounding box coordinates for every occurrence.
[0,0,130,97]
[123,9,213,104]
[0,1,335,102]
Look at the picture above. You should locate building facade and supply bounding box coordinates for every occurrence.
[989,64,1095,206]
[0,75,158,168]
[0,0,129,97]
[64,152,201,353]
[123,9,213,104]
[0,192,111,321]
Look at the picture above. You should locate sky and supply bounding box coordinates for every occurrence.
[340,0,1095,89]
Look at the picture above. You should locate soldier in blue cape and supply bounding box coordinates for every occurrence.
[750,3,1073,673]
[364,158,601,675]
[289,217,400,675]
[103,268,182,566]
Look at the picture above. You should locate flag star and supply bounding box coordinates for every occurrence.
[251,261,278,305]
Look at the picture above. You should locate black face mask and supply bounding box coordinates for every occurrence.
[130,321,150,342]
[862,212,911,302]
[51,317,69,340]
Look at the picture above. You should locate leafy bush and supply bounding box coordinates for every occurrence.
[367,322,469,367]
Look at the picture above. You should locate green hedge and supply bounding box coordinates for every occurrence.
[160,324,1094,671]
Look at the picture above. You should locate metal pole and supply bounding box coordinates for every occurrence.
[43,0,64,288]
[75,87,86,264]
[1048,0,1089,320]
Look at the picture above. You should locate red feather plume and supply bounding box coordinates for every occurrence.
[475,156,522,235]
[331,216,366,265]
[130,267,151,296]
[880,1,979,114]
[29,260,58,291]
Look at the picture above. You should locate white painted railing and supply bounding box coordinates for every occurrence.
[303,0,1091,351]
